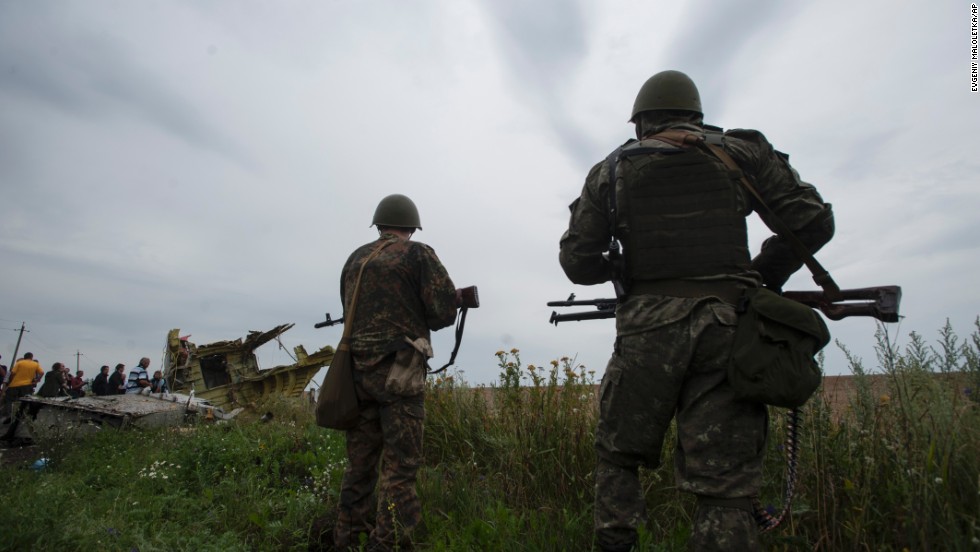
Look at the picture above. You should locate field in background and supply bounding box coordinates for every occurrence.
[0,319,978,551]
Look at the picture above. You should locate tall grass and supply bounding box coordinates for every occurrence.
[1,319,978,550]
[421,351,600,550]
[794,319,980,551]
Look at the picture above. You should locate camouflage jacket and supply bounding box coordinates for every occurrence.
[559,123,834,329]
[341,233,457,363]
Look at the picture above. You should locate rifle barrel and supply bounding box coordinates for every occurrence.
[546,285,902,325]
[313,314,344,329]
[550,310,616,326]
[546,300,617,310]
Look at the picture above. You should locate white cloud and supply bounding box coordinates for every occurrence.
[1,0,978,384]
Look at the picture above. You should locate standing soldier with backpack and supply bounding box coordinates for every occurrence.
[559,70,835,551]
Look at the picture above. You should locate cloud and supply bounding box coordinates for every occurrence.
[0,11,251,172]
[1,0,977,385]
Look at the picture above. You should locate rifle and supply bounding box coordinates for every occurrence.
[313,286,481,329]
[313,313,343,329]
[314,286,480,374]
[548,285,902,325]
[547,294,616,325]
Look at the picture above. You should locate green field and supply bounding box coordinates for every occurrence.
[1,319,978,551]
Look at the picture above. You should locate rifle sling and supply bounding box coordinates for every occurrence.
[429,306,469,375]
[701,140,840,298]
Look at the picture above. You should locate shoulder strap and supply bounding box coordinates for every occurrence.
[702,140,840,298]
[342,238,396,339]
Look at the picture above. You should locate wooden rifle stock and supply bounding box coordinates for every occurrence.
[781,285,901,322]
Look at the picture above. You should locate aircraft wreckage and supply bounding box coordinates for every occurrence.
[162,323,334,410]
[15,392,229,443]
[6,324,333,444]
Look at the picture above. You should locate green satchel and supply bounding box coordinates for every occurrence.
[730,287,830,408]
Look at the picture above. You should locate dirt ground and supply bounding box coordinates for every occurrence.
[0,441,41,467]
[0,415,42,467]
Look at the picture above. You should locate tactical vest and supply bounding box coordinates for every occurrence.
[615,141,751,280]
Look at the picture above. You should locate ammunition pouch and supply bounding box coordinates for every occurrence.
[385,337,432,396]
[729,287,830,408]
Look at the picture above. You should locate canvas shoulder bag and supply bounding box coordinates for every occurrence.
[316,239,393,429]
[730,287,830,407]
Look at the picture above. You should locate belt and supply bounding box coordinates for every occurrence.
[630,279,744,305]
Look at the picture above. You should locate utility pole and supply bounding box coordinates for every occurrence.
[3,322,27,388]
[76,350,82,374]
[10,322,27,369]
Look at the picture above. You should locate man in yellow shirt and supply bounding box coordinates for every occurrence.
[1,352,43,422]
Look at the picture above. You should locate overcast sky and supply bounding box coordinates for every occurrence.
[1,0,977,387]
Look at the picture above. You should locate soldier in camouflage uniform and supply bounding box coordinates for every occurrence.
[333,194,459,551]
[559,70,835,551]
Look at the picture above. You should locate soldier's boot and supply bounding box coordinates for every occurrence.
[595,527,636,552]
[333,514,372,551]
[689,497,760,551]
[308,516,335,551]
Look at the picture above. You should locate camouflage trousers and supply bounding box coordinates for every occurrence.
[334,354,425,551]
[594,299,767,551]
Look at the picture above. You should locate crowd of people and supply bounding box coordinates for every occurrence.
[0,353,170,430]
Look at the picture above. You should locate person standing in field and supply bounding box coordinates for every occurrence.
[559,70,835,551]
[332,194,460,551]
[1,352,43,420]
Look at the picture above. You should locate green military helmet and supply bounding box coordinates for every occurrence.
[371,193,422,230]
[629,70,702,122]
